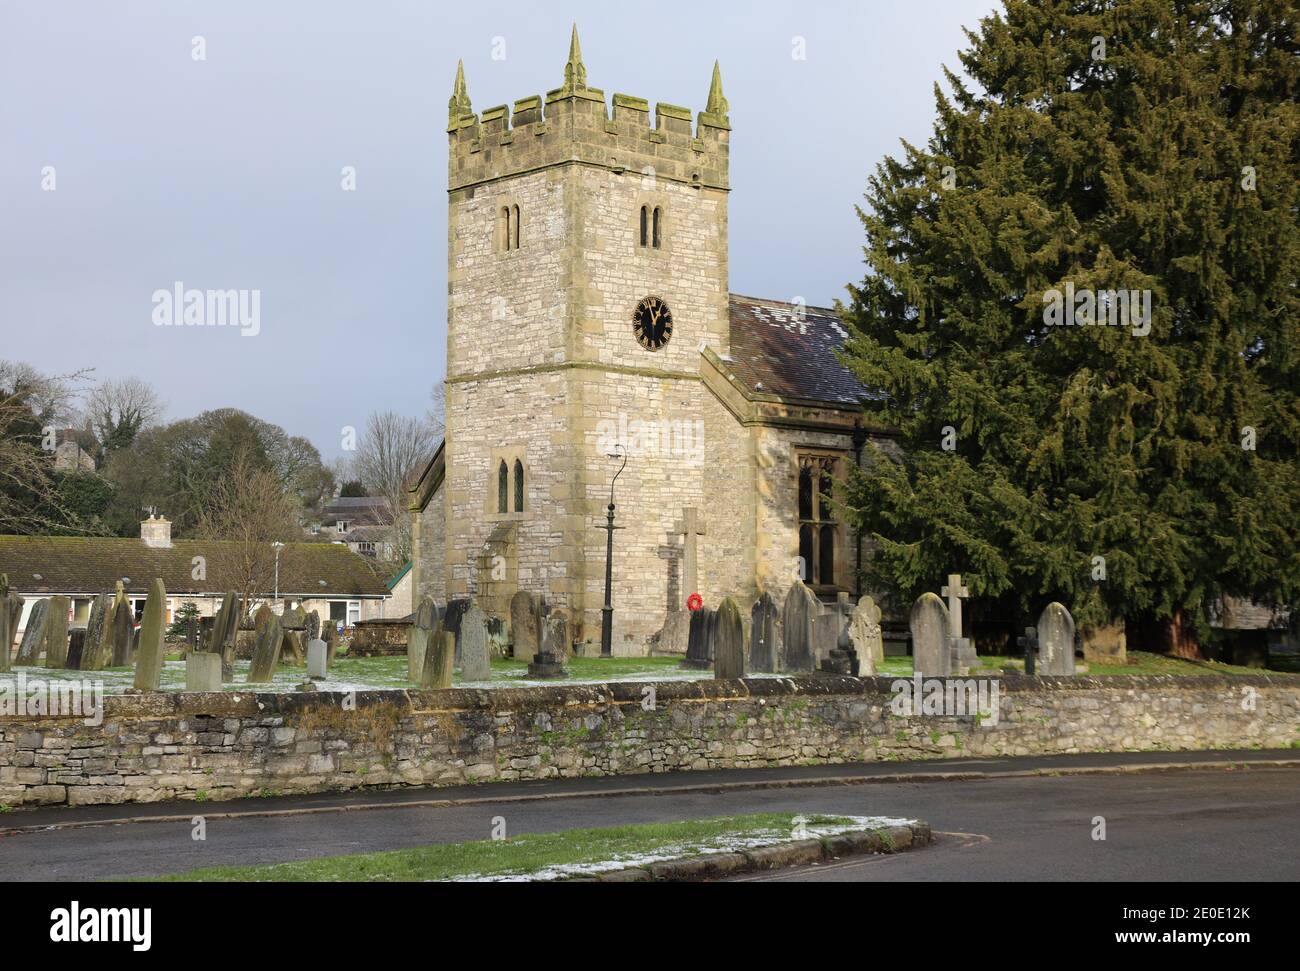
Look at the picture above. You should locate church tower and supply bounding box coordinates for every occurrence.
[442,28,746,649]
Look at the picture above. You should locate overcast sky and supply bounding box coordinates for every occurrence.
[1,0,998,459]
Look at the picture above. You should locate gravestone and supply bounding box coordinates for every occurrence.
[0,575,18,672]
[443,598,470,664]
[547,607,572,658]
[132,580,167,691]
[528,612,568,679]
[781,581,819,672]
[323,623,340,667]
[186,652,223,691]
[210,592,241,680]
[44,596,71,669]
[942,573,978,674]
[422,630,455,688]
[407,597,439,683]
[910,592,951,677]
[306,639,328,680]
[65,628,86,669]
[110,587,134,666]
[812,612,841,667]
[246,613,284,683]
[1037,602,1076,675]
[280,629,305,665]
[748,591,779,673]
[281,604,307,630]
[820,624,860,676]
[16,598,49,664]
[306,610,321,642]
[459,603,490,681]
[713,597,745,680]
[1081,620,1126,665]
[510,590,541,660]
[80,593,114,671]
[486,616,508,658]
[681,606,715,669]
[253,604,274,632]
[848,595,883,675]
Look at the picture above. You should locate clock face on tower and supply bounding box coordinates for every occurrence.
[632,296,673,351]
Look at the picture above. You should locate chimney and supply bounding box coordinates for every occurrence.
[140,514,172,549]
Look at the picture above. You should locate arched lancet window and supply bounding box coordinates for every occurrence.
[500,207,511,251]
[513,459,524,513]
[652,207,662,249]
[512,205,521,249]
[639,206,649,247]
[798,457,839,586]
[497,460,509,513]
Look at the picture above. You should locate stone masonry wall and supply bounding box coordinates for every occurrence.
[2,675,1296,808]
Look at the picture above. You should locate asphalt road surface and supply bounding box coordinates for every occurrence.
[2,751,1296,881]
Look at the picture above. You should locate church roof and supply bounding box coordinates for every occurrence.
[727,294,876,406]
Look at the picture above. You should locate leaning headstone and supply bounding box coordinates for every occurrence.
[748,592,779,673]
[209,592,241,680]
[185,652,223,691]
[713,597,745,680]
[246,613,284,683]
[80,594,114,671]
[305,610,321,642]
[280,629,305,666]
[306,639,328,680]
[681,606,714,669]
[848,595,883,675]
[323,623,340,667]
[510,590,540,660]
[407,597,439,683]
[253,604,273,632]
[910,592,951,677]
[460,603,490,681]
[110,588,134,666]
[1037,602,1076,676]
[421,630,455,688]
[132,580,167,691]
[44,596,71,669]
[781,581,819,672]
[16,598,49,664]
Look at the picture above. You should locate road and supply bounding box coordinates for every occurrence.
[1,750,1296,881]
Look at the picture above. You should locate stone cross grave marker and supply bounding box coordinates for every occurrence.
[748,591,779,673]
[713,597,745,680]
[680,507,706,603]
[132,580,167,691]
[941,574,977,674]
[1037,602,1076,675]
[910,592,951,677]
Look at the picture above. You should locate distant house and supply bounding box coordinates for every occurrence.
[0,515,395,636]
[309,495,398,559]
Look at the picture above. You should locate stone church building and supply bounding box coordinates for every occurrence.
[410,30,892,654]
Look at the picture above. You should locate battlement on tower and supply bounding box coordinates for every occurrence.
[447,28,730,194]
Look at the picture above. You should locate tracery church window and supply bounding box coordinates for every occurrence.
[798,456,839,586]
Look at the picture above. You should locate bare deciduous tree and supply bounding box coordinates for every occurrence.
[0,361,90,533]
[195,447,303,612]
[84,376,163,456]
[353,410,439,564]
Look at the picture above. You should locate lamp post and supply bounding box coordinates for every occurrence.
[600,445,627,658]
[272,541,285,607]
